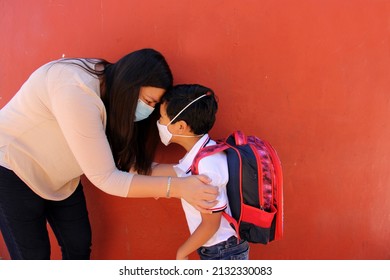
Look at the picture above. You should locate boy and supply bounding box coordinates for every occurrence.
[153,84,249,260]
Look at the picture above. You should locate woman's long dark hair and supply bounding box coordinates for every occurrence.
[59,49,173,174]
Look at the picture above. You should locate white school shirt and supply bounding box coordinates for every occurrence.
[0,59,133,200]
[173,134,237,247]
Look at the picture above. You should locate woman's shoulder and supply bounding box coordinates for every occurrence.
[45,59,100,88]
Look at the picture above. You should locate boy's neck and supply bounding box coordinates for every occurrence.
[176,136,204,152]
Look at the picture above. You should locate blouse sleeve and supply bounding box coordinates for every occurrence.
[49,67,132,197]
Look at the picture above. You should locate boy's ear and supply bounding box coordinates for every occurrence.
[176,120,191,134]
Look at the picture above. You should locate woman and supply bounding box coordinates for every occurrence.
[0,48,218,259]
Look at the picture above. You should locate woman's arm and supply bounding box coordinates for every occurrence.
[176,211,222,260]
[129,164,218,211]
[128,175,218,213]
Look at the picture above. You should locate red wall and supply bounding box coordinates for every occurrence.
[1,0,390,260]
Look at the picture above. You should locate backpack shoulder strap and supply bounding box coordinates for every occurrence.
[190,142,229,175]
[191,140,242,240]
[232,130,247,145]
[222,212,241,240]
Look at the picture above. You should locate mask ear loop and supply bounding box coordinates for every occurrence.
[168,93,208,125]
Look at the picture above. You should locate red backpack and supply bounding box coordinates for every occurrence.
[191,131,283,244]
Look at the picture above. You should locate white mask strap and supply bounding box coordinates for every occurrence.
[168,94,207,125]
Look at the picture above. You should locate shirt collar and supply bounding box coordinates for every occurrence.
[173,134,211,177]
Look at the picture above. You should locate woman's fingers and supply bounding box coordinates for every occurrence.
[194,193,218,214]
[181,175,219,213]
[196,174,212,184]
[200,188,218,200]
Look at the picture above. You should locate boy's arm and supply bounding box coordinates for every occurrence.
[130,163,177,177]
[151,163,177,177]
[176,211,222,260]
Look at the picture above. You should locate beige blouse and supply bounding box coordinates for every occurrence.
[0,60,133,200]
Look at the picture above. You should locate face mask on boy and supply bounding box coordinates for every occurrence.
[134,99,155,122]
[156,94,207,146]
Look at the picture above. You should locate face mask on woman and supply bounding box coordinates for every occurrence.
[134,99,155,122]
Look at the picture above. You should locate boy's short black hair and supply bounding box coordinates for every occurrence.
[162,84,218,135]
